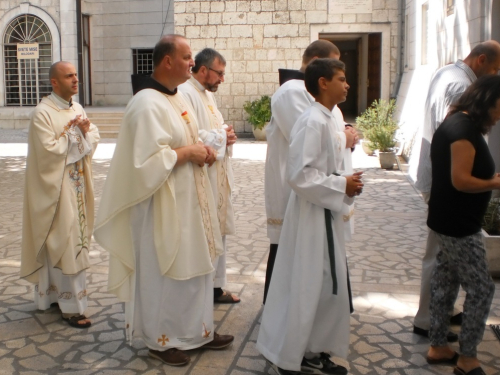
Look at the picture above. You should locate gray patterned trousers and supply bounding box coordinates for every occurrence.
[429,231,495,357]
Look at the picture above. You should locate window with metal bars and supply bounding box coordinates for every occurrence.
[3,14,52,106]
[132,49,154,75]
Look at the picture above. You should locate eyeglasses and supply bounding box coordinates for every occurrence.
[208,67,225,78]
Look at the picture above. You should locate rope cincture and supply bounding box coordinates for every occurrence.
[325,171,341,295]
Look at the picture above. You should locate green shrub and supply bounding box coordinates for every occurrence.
[356,99,399,152]
[243,95,271,130]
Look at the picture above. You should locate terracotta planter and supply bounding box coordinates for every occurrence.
[481,229,500,277]
[378,151,395,169]
[252,123,268,141]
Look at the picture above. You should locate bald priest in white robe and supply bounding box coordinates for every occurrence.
[264,40,358,304]
[94,35,234,367]
[257,59,363,375]
[178,48,240,304]
[20,61,100,329]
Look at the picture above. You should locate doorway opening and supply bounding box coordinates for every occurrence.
[320,33,382,121]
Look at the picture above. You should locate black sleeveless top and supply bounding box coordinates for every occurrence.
[427,112,495,237]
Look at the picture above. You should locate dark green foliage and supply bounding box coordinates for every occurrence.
[243,95,271,130]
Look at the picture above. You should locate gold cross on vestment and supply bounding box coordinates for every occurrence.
[203,323,211,338]
[157,334,169,346]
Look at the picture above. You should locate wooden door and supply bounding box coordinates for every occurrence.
[335,40,359,117]
[367,33,381,108]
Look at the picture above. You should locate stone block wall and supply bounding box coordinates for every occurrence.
[175,0,400,133]
[83,0,174,106]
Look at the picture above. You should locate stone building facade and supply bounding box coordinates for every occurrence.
[0,0,174,129]
[175,0,401,132]
[0,0,401,132]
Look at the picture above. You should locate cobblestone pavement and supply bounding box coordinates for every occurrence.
[0,133,499,375]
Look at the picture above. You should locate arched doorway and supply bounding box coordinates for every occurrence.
[4,14,52,106]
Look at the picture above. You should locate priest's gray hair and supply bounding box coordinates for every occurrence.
[192,48,226,73]
[305,58,345,97]
[153,34,185,67]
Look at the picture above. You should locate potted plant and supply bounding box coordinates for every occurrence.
[356,99,399,169]
[243,95,271,141]
[482,197,500,277]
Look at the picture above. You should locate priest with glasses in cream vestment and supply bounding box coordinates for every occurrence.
[179,47,240,304]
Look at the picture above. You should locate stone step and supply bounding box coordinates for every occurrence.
[89,118,122,125]
[99,130,120,139]
[96,125,121,132]
[87,113,123,119]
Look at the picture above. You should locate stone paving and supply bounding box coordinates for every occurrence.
[0,132,499,375]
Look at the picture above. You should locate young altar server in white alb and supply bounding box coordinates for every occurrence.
[94,35,233,367]
[257,59,363,375]
[20,61,99,329]
[178,48,240,304]
[264,40,358,304]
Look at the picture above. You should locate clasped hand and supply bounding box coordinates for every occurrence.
[70,115,90,136]
[225,124,237,146]
[343,127,359,149]
[191,141,216,167]
[345,171,364,198]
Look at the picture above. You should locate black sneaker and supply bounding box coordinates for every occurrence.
[300,353,348,375]
[269,362,300,375]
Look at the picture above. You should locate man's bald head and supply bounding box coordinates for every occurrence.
[152,34,186,68]
[465,40,500,77]
[48,61,78,101]
[49,61,73,80]
[302,40,340,65]
[469,40,500,62]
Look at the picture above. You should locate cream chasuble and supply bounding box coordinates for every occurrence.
[21,94,100,284]
[257,103,351,371]
[94,88,223,302]
[179,77,235,237]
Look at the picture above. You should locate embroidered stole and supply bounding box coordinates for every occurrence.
[166,94,217,260]
[188,81,230,235]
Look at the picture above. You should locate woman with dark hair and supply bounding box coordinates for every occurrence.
[425,74,500,375]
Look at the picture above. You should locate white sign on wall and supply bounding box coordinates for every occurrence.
[17,43,39,59]
[331,0,373,14]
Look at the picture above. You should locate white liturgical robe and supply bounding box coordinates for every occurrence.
[179,77,235,288]
[265,79,354,244]
[257,102,351,371]
[94,83,223,350]
[21,93,99,314]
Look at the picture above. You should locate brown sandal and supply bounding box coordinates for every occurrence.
[62,314,91,329]
[214,290,240,304]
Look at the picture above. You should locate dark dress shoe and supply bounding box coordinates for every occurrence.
[148,348,190,366]
[450,312,463,325]
[200,332,234,349]
[413,325,458,342]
